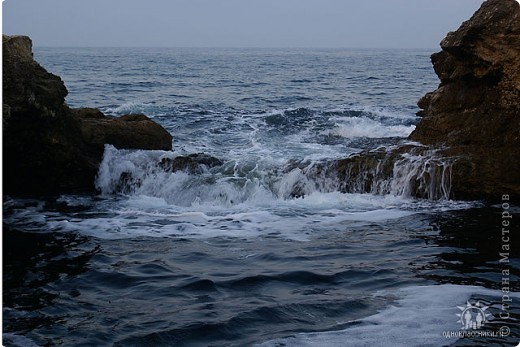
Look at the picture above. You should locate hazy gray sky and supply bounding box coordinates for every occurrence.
[3,0,483,48]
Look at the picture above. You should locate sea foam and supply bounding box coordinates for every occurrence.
[257,284,519,347]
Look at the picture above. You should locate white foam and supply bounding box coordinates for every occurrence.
[9,143,477,240]
[95,145,175,196]
[5,190,477,241]
[341,105,416,120]
[322,117,416,138]
[102,101,155,116]
[257,284,520,347]
[241,106,417,162]
[4,145,480,241]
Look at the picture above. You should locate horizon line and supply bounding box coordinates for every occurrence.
[32,45,439,51]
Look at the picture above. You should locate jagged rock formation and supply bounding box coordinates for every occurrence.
[3,35,173,196]
[323,0,519,201]
[410,0,520,199]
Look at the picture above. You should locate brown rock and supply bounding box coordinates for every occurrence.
[78,111,173,151]
[3,35,68,120]
[3,35,173,196]
[409,0,520,199]
[2,35,33,61]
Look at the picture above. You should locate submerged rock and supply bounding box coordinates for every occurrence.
[159,154,224,175]
[410,0,520,199]
[3,35,173,196]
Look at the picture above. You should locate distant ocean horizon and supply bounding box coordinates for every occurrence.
[4,47,519,346]
[33,45,440,50]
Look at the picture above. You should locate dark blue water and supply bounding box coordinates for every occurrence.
[3,48,519,346]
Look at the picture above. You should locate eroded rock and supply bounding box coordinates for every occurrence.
[409,0,520,199]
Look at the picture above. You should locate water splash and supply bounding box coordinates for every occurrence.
[390,151,453,200]
[308,146,454,200]
[96,144,455,203]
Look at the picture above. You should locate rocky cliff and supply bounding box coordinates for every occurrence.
[3,35,173,196]
[326,0,519,201]
[407,0,520,199]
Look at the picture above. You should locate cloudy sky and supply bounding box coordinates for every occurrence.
[4,0,483,48]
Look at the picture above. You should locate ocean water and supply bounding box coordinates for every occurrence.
[3,48,519,346]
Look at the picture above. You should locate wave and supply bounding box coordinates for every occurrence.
[99,104,418,164]
[4,142,475,241]
[95,145,455,205]
[257,284,520,347]
[1,145,460,239]
[102,101,159,116]
[321,117,416,138]
[259,106,417,140]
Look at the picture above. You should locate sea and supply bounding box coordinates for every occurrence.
[3,47,519,346]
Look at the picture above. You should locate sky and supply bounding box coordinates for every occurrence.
[3,0,484,48]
